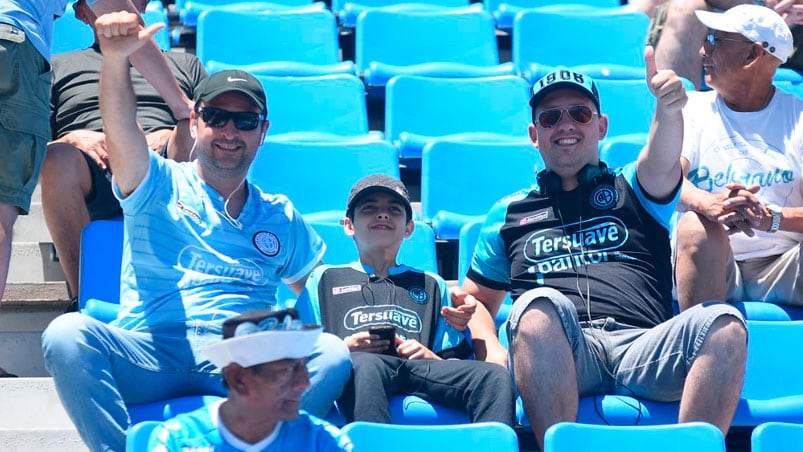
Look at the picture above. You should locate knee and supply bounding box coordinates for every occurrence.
[515,291,569,340]
[699,312,748,366]
[41,143,86,188]
[312,333,352,378]
[41,313,96,364]
[676,211,728,254]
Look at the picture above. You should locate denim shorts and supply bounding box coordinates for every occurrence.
[0,24,51,213]
[506,287,745,402]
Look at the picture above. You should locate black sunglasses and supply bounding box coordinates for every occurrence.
[197,106,263,131]
[536,105,597,128]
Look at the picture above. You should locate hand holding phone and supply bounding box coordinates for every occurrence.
[368,326,398,356]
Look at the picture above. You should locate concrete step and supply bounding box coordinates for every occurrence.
[0,429,86,452]
[13,201,51,243]
[0,378,76,429]
[7,242,65,284]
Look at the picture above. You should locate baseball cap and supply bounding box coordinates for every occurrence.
[203,309,321,369]
[695,5,793,62]
[529,68,601,113]
[194,70,267,115]
[346,174,412,220]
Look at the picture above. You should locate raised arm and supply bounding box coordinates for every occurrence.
[636,45,688,200]
[96,12,163,196]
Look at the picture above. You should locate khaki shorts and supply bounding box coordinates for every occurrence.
[0,24,52,214]
[726,245,803,306]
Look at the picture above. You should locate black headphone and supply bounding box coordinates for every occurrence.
[537,162,609,196]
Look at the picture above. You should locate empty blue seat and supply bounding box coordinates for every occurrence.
[179,0,320,26]
[513,6,650,83]
[248,140,400,222]
[52,2,95,55]
[355,7,515,87]
[197,8,354,76]
[595,78,656,140]
[543,422,725,452]
[751,422,803,452]
[142,1,171,51]
[341,421,518,451]
[334,0,470,28]
[255,74,378,141]
[385,75,531,159]
[485,0,619,29]
[599,134,646,170]
[421,140,542,239]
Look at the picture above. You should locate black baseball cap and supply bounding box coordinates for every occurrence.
[347,174,412,220]
[194,70,267,115]
[529,68,601,113]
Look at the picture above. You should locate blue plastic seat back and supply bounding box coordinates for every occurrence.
[356,7,500,73]
[421,140,542,238]
[595,79,657,139]
[543,421,725,452]
[336,1,471,28]
[486,0,619,29]
[126,420,162,451]
[142,2,171,51]
[196,8,342,70]
[309,220,439,273]
[743,320,803,400]
[180,0,315,26]
[513,6,649,80]
[52,3,95,55]
[385,75,531,158]
[599,134,646,170]
[78,219,124,309]
[341,421,518,451]
[752,422,803,452]
[255,74,370,137]
[248,140,399,220]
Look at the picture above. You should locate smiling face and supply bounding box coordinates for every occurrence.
[344,191,413,253]
[529,88,607,190]
[191,91,268,181]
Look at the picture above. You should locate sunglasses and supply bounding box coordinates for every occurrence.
[536,105,597,128]
[705,32,753,48]
[197,106,263,131]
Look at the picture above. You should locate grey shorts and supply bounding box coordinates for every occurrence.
[0,24,52,214]
[506,287,745,402]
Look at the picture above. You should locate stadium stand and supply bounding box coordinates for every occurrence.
[196,7,353,76]
[176,0,321,27]
[385,75,531,160]
[543,422,726,452]
[751,422,803,452]
[485,0,620,30]
[341,421,518,451]
[355,7,515,87]
[333,0,470,28]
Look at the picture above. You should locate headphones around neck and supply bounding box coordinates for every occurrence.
[537,162,609,196]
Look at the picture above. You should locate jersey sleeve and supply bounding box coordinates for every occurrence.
[295,266,328,324]
[278,206,326,285]
[466,195,516,290]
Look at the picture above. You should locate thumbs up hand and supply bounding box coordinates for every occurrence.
[645,45,687,112]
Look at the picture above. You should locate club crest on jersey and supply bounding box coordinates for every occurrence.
[589,184,618,210]
[253,231,280,257]
[408,286,428,304]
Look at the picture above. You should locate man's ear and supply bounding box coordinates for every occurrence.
[259,119,269,145]
[745,44,763,65]
[223,365,249,396]
[404,219,415,237]
[598,113,608,141]
[528,123,539,148]
[343,216,356,237]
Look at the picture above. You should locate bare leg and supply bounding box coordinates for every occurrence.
[678,315,746,434]
[675,211,730,311]
[0,203,17,300]
[654,0,708,89]
[514,299,578,450]
[40,143,93,298]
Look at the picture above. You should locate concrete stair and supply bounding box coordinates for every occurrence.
[9,185,66,284]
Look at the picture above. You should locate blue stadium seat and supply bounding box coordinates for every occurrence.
[512,6,650,83]
[248,140,400,222]
[143,1,171,51]
[52,3,95,55]
[126,420,162,451]
[599,134,646,170]
[78,219,222,427]
[341,421,518,451]
[484,0,619,29]
[355,7,515,87]
[385,75,531,159]
[729,301,803,321]
[255,74,379,141]
[421,140,542,239]
[543,422,725,452]
[333,0,470,28]
[595,78,656,140]
[197,8,354,76]
[751,422,803,452]
[178,0,320,26]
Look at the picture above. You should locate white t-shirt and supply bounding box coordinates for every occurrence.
[682,89,803,260]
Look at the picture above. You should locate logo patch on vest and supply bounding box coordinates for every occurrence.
[589,185,618,210]
[408,286,428,304]
[253,231,280,257]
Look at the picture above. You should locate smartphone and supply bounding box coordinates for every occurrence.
[368,325,398,356]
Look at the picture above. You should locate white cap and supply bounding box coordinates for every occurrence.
[203,309,322,369]
[695,5,793,62]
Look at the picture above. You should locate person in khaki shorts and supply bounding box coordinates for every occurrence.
[0,0,71,377]
[674,5,803,310]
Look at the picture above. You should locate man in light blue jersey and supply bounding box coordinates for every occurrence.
[0,0,70,377]
[146,309,353,451]
[41,11,351,452]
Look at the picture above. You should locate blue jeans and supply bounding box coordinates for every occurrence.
[41,313,351,452]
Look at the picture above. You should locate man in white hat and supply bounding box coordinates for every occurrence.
[146,309,352,451]
[675,4,803,311]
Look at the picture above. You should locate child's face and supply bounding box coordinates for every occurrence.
[346,192,413,248]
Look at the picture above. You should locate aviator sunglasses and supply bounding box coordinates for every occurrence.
[197,106,263,131]
[536,105,597,128]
